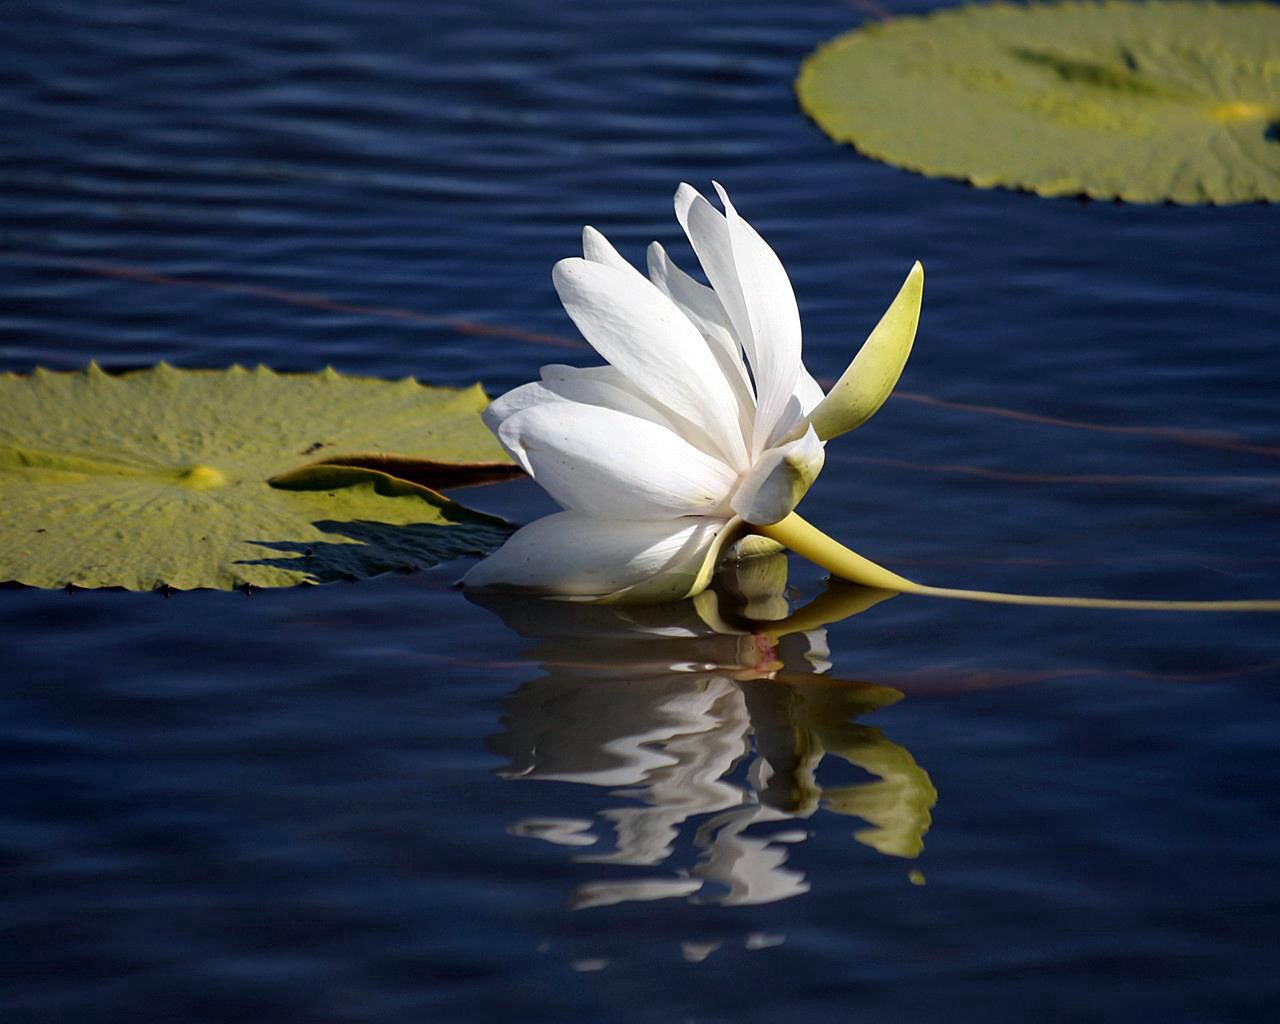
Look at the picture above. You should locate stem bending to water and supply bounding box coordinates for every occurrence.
[756,513,1280,613]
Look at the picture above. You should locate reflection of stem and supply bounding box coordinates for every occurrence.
[758,512,1280,613]
[758,584,897,639]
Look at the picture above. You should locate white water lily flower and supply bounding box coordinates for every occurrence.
[464,182,920,603]
[464,191,1280,615]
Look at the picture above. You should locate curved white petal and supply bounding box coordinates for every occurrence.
[674,183,753,362]
[487,362,730,467]
[794,368,825,417]
[498,401,737,520]
[645,242,741,373]
[712,182,802,459]
[644,240,730,329]
[582,225,642,278]
[538,364,681,433]
[462,512,728,599]
[675,183,804,458]
[487,364,680,433]
[756,367,827,450]
[552,257,750,471]
[730,426,825,526]
[758,369,828,450]
[646,241,755,425]
[483,369,682,473]
[482,382,549,471]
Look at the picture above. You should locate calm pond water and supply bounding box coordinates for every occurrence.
[3,0,1279,1020]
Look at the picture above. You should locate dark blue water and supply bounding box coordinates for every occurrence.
[3,1,1279,1020]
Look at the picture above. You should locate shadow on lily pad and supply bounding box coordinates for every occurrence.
[240,517,515,583]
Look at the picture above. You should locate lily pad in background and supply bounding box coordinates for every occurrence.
[796,1,1280,204]
[0,364,516,590]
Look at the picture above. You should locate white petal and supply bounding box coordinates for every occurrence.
[755,368,827,450]
[462,512,728,599]
[483,369,682,473]
[487,364,680,433]
[482,381,548,471]
[794,368,825,417]
[730,426,825,526]
[646,241,755,416]
[712,182,802,458]
[677,183,796,456]
[674,183,754,368]
[537,363,740,457]
[645,241,735,354]
[582,225,642,278]
[498,401,737,519]
[538,364,679,431]
[552,257,750,470]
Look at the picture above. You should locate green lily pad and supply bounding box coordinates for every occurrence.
[796,1,1280,204]
[0,364,516,590]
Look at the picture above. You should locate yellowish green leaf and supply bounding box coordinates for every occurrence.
[796,1,1280,204]
[0,364,514,590]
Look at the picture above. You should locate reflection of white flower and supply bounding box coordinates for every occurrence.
[482,560,935,912]
[464,182,827,602]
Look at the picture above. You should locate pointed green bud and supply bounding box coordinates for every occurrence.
[808,261,923,441]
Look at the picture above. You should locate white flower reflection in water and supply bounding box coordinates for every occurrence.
[471,555,937,912]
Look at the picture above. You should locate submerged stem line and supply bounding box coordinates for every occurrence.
[757,513,1280,613]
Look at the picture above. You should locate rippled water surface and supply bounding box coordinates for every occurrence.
[3,1,1279,1020]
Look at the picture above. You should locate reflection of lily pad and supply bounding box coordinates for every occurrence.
[797,1,1280,203]
[0,364,514,590]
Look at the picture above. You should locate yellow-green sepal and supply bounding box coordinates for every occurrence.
[808,261,923,441]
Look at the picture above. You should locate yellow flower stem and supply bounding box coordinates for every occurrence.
[757,512,1280,613]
